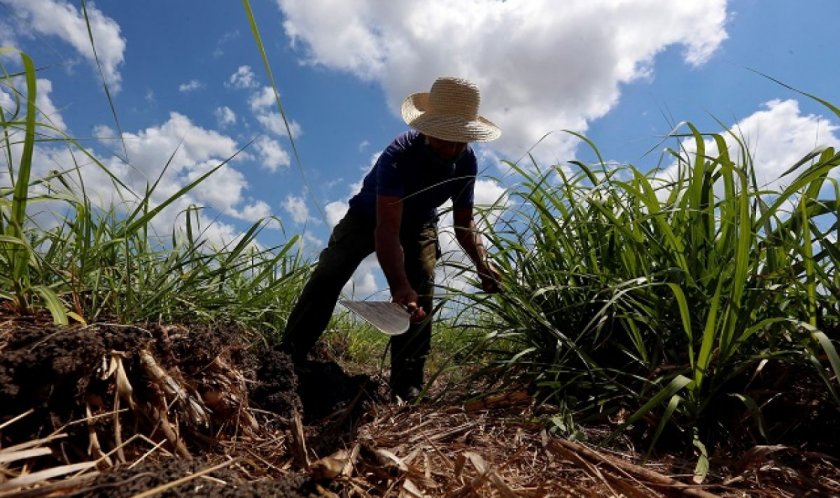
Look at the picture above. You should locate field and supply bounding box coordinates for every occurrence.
[2,309,837,497]
[2,9,840,497]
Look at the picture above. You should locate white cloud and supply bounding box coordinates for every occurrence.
[248,87,303,138]
[236,200,273,222]
[325,200,349,228]
[0,86,15,114]
[184,160,250,216]
[728,99,840,189]
[322,152,379,228]
[178,80,204,93]
[665,99,840,192]
[215,106,237,127]
[88,112,271,243]
[473,178,507,208]
[342,255,381,299]
[117,112,240,173]
[1,0,126,91]
[248,86,276,108]
[0,76,66,132]
[274,0,729,161]
[0,18,15,47]
[283,195,310,224]
[254,135,291,171]
[291,230,324,257]
[227,65,258,89]
[213,30,240,58]
[72,113,262,242]
[92,124,115,141]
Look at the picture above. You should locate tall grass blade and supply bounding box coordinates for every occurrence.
[80,0,128,162]
[241,0,326,223]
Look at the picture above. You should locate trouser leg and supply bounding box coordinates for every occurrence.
[390,224,438,394]
[280,214,375,361]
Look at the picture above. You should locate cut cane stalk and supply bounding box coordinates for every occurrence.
[147,403,191,459]
[0,461,97,492]
[101,351,134,463]
[85,403,112,468]
[0,447,52,465]
[139,349,209,429]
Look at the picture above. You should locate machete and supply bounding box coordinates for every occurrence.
[339,299,411,336]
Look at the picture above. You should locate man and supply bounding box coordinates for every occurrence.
[280,76,502,401]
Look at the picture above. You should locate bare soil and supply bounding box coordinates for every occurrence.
[1,310,839,497]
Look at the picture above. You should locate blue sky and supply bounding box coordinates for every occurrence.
[1,0,839,298]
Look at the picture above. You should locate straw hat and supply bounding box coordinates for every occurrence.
[401,77,501,143]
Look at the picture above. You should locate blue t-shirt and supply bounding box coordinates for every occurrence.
[347,131,477,226]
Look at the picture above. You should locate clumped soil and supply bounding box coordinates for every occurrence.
[0,310,381,497]
[1,309,839,497]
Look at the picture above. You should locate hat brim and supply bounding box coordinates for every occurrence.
[401,92,501,143]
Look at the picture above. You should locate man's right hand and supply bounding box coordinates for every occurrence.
[478,262,502,294]
[391,285,426,322]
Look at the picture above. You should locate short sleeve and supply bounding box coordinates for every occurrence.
[375,138,407,198]
[452,179,475,209]
[451,153,477,209]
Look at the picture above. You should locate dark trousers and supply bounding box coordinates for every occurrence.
[281,213,438,389]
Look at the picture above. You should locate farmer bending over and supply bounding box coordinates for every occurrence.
[280,76,502,401]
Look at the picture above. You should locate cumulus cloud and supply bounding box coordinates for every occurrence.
[665,99,840,192]
[254,135,291,171]
[0,111,276,247]
[213,30,240,58]
[79,114,267,240]
[0,18,15,47]
[116,112,240,175]
[214,106,237,127]
[728,100,840,189]
[227,65,259,89]
[0,86,15,114]
[178,80,204,93]
[283,195,310,224]
[1,0,126,91]
[247,86,303,138]
[274,0,729,160]
[321,152,379,228]
[342,255,381,299]
[236,200,273,223]
[325,200,349,228]
[0,76,66,132]
[473,178,508,208]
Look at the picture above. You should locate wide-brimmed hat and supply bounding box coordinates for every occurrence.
[401,77,501,143]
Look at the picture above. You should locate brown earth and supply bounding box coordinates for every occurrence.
[1,310,839,497]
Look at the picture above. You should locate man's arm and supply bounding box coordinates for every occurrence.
[376,195,426,319]
[453,206,501,293]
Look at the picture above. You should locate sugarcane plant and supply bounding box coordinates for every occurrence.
[0,48,310,331]
[452,105,840,474]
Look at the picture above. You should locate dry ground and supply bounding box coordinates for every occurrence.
[1,310,838,497]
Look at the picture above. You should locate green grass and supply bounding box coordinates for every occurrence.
[0,47,311,334]
[448,116,840,466]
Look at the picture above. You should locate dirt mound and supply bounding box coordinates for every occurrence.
[0,312,380,471]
